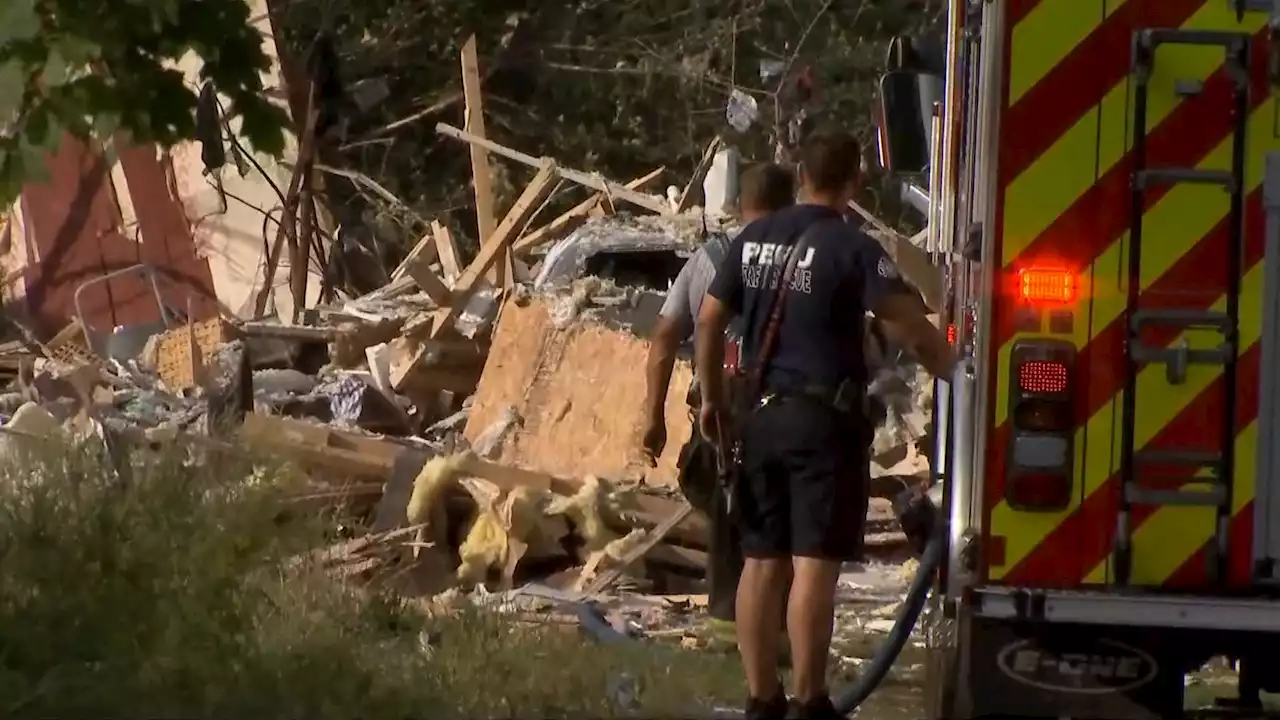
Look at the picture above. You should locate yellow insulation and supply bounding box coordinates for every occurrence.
[403,453,644,588]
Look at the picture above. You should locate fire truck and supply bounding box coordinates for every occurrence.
[875,0,1280,717]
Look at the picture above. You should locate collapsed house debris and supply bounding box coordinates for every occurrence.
[0,34,942,643]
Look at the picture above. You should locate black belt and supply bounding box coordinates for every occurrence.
[762,379,862,415]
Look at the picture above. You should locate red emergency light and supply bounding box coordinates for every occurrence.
[1018,268,1076,304]
[1005,341,1076,512]
[1017,360,1069,395]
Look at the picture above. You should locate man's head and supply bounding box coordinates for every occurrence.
[737,162,795,222]
[797,130,863,209]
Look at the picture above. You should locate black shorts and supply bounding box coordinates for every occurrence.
[736,395,869,562]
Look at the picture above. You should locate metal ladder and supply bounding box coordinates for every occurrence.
[1113,29,1252,587]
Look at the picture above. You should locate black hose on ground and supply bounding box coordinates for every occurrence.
[572,489,945,717]
[832,526,942,714]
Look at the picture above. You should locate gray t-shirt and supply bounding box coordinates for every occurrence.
[657,235,731,342]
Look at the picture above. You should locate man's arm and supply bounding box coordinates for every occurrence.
[644,262,698,426]
[874,294,955,377]
[695,238,746,412]
[853,240,956,379]
[695,295,732,411]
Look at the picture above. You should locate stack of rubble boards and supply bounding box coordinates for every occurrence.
[244,412,909,596]
[242,412,735,595]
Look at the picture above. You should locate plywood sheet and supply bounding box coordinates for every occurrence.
[464,297,552,438]
[464,295,692,486]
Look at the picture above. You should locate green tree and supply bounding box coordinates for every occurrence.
[276,0,942,254]
[0,0,290,206]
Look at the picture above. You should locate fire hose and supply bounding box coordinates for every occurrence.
[571,484,945,717]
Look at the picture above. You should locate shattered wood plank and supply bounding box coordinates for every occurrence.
[512,167,664,255]
[389,337,487,394]
[390,233,437,283]
[238,322,335,342]
[582,501,694,597]
[431,221,462,282]
[435,123,670,215]
[403,253,453,306]
[457,455,580,494]
[625,493,709,549]
[572,551,608,593]
[240,413,400,479]
[351,275,415,305]
[676,136,722,213]
[427,161,558,339]
[460,35,509,289]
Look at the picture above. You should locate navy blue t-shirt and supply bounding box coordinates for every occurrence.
[706,203,903,393]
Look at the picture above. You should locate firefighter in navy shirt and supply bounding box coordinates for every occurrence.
[694,130,956,720]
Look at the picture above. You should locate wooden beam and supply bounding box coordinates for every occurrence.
[431,220,462,283]
[512,166,664,255]
[390,233,437,283]
[435,123,670,215]
[403,254,453,307]
[460,36,509,289]
[428,161,558,339]
[676,136,722,213]
[581,501,694,597]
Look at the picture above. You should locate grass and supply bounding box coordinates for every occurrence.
[0,434,744,718]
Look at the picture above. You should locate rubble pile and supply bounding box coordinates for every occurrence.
[0,128,941,641]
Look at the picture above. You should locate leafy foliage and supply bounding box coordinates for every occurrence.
[0,437,748,716]
[0,0,290,207]
[277,0,944,253]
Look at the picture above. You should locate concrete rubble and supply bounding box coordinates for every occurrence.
[0,130,941,648]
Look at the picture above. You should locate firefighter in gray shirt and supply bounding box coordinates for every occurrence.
[640,163,795,625]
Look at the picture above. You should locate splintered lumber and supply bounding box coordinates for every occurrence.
[404,255,452,306]
[435,123,670,215]
[512,167,665,255]
[460,35,509,288]
[432,221,462,282]
[390,233,436,283]
[581,501,695,596]
[676,136,722,213]
[388,232,451,306]
[240,413,400,479]
[427,161,558,339]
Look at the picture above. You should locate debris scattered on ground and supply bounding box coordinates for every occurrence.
[0,124,936,649]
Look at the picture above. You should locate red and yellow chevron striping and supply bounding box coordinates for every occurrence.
[983,0,1272,589]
